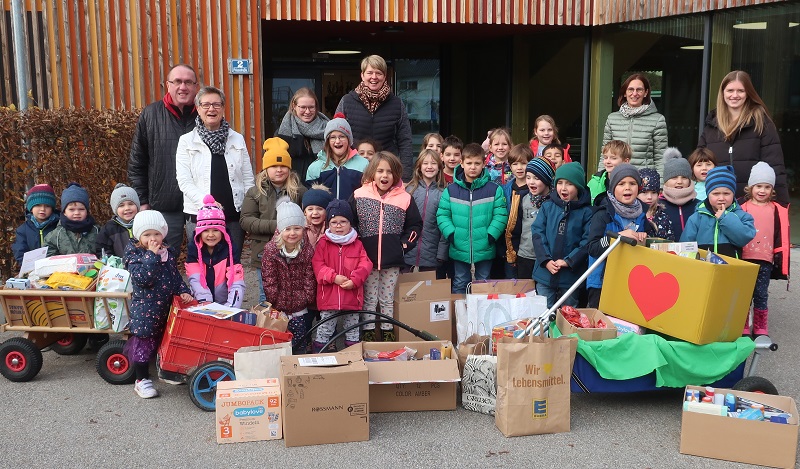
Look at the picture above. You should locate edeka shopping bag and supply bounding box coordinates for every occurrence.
[462,352,497,415]
[233,337,292,380]
[94,265,132,331]
[457,333,490,378]
[495,334,577,436]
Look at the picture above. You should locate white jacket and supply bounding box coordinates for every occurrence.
[176,127,255,215]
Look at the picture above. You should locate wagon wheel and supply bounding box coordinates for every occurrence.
[50,333,89,355]
[0,338,44,382]
[732,376,779,395]
[189,361,235,412]
[95,340,135,385]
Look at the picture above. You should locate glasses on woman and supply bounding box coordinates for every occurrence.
[296,105,316,112]
[199,102,224,110]
[627,87,645,94]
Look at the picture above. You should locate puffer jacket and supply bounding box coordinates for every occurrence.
[44,224,100,257]
[185,240,245,308]
[95,218,133,258]
[680,199,756,258]
[239,179,306,268]
[276,132,319,184]
[437,166,508,264]
[12,212,59,264]
[602,102,668,175]
[312,232,373,311]
[588,170,608,206]
[659,195,699,242]
[404,181,448,268]
[336,91,414,181]
[351,181,422,270]
[305,149,369,200]
[261,233,316,314]
[698,109,788,203]
[128,98,197,211]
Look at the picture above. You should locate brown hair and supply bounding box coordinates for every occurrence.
[407,149,445,192]
[602,140,632,161]
[530,115,562,145]
[322,132,352,169]
[743,185,777,202]
[617,73,652,107]
[461,143,485,161]
[715,70,772,141]
[443,135,463,152]
[289,87,319,115]
[686,147,717,181]
[356,138,381,152]
[508,144,533,165]
[362,151,403,185]
[421,133,445,153]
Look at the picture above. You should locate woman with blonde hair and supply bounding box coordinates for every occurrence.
[277,87,330,181]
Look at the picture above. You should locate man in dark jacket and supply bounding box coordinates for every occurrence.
[128,64,199,249]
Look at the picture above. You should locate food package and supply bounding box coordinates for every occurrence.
[491,318,532,354]
[93,266,132,331]
[34,253,98,277]
[560,306,606,329]
[44,272,95,290]
[363,346,418,362]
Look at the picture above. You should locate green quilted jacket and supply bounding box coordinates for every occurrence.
[601,102,668,178]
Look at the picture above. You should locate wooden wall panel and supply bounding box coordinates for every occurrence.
[593,0,786,25]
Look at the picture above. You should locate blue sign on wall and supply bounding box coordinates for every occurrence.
[229,59,252,75]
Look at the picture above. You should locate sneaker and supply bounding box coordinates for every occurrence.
[381,330,396,342]
[134,379,159,399]
[362,330,377,342]
[158,378,184,385]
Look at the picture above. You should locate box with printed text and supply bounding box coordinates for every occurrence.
[215,378,282,444]
[394,272,453,343]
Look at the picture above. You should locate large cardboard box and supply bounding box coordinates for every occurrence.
[395,272,453,342]
[280,350,369,447]
[216,378,282,444]
[353,341,460,412]
[555,308,617,341]
[598,243,758,345]
[680,385,799,468]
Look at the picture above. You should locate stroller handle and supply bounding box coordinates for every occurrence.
[605,230,638,246]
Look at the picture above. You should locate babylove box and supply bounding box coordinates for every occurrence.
[216,378,282,444]
[395,271,454,343]
[598,242,758,345]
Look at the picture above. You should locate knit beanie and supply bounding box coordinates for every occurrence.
[132,210,168,240]
[526,157,556,188]
[302,185,334,210]
[194,195,235,287]
[704,165,737,196]
[748,161,775,187]
[608,163,642,191]
[109,183,141,212]
[262,137,292,170]
[25,184,56,212]
[276,201,306,232]
[326,199,354,224]
[662,147,692,182]
[639,168,660,193]
[554,162,587,194]
[61,182,90,210]
[324,113,354,147]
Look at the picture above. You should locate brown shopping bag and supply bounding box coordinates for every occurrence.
[495,334,577,436]
[457,333,490,377]
[251,302,289,333]
[469,279,536,296]
[233,331,292,380]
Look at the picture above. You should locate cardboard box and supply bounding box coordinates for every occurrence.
[216,379,282,444]
[605,315,645,336]
[280,350,369,447]
[680,385,799,468]
[352,341,460,412]
[598,243,758,345]
[0,292,93,328]
[395,272,454,343]
[555,308,617,341]
[34,253,97,277]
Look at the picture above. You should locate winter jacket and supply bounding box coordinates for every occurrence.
[503,181,531,262]
[276,131,320,184]
[698,109,788,203]
[659,196,699,242]
[588,170,608,206]
[645,204,675,241]
[680,200,756,258]
[587,198,655,289]
[124,242,190,338]
[95,218,133,259]
[44,224,100,257]
[128,98,197,211]
[351,181,423,270]
[312,232,373,311]
[404,182,448,268]
[12,213,59,264]
[531,190,593,289]
[602,102,668,176]
[261,234,316,314]
[239,180,307,268]
[175,127,255,215]
[437,166,508,264]
[740,199,791,281]
[336,91,414,181]
[185,240,245,308]
[306,149,369,200]
[530,140,572,162]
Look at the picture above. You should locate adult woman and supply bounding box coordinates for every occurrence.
[276,87,329,182]
[336,55,414,180]
[601,73,668,176]
[176,85,255,253]
[698,70,787,203]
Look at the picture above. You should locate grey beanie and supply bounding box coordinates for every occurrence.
[110,183,141,212]
[276,201,306,232]
[608,163,642,191]
[662,147,692,182]
[324,116,354,147]
[748,161,775,187]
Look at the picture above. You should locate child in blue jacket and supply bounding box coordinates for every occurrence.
[12,184,59,265]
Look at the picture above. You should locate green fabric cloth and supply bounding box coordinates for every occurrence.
[551,323,755,388]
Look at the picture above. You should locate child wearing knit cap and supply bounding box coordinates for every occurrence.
[311,199,373,352]
[261,201,317,353]
[12,184,60,265]
[124,210,193,398]
[44,183,101,257]
[302,184,334,248]
[305,114,368,200]
[95,183,140,258]
[739,162,789,336]
[680,165,756,259]
[510,156,555,280]
[638,168,674,240]
[185,195,245,308]
[658,148,700,241]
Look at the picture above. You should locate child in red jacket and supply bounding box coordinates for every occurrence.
[311,200,373,352]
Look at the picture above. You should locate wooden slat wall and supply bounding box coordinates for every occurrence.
[593,0,787,25]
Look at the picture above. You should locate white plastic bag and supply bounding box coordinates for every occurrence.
[94,266,132,331]
[457,294,547,344]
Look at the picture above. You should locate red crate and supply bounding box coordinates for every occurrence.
[157,298,292,376]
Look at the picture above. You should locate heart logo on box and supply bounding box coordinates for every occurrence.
[543,363,552,374]
[628,265,680,321]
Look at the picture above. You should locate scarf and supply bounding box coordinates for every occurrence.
[277,111,329,154]
[661,185,697,206]
[163,92,196,119]
[325,228,358,245]
[355,80,391,114]
[114,216,134,237]
[60,212,96,234]
[195,116,230,155]
[157,247,169,262]
[281,243,301,259]
[619,102,650,118]
[30,213,59,230]
[606,193,643,219]
[531,194,548,210]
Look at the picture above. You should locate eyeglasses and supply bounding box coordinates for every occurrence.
[199,102,224,110]
[168,79,197,87]
[328,135,348,141]
[329,220,350,226]
[627,87,646,94]
[296,105,316,112]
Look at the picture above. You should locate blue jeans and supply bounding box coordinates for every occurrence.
[255,267,267,304]
[536,283,580,309]
[452,260,493,294]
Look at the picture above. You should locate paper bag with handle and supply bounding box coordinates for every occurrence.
[457,332,490,377]
[495,333,577,436]
[233,331,293,380]
[462,339,497,415]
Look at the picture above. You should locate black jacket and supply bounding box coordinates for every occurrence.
[275,132,317,183]
[128,99,197,211]
[95,218,133,259]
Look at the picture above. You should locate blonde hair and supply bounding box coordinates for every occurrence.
[255,168,302,201]
[602,140,632,161]
[362,151,403,186]
[530,115,562,145]
[743,185,777,202]
[489,128,513,148]
[421,133,444,152]
[289,87,319,114]
[715,70,772,142]
[407,149,445,192]
[360,55,387,74]
[322,134,352,170]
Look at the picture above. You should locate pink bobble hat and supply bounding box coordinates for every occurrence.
[194,194,235,288]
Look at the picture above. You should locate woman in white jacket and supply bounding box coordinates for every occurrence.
[176,85,255,253]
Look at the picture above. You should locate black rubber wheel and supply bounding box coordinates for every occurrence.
[50,333,89,355]
[0,338,44,382]
[189,361,236,411]
[95,340,135,385]
[732,376,779,395]
[86,334,110,351]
